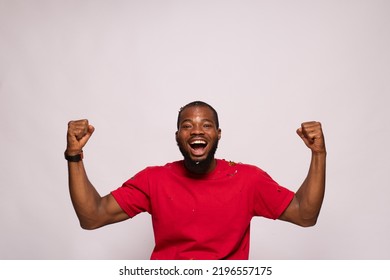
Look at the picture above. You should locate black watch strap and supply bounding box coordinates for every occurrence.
[64,151,83,162]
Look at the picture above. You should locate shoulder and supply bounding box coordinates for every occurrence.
[217,159,265,174]
[133,160,184,177]
[217,159,279,186]
[121,161,181,188]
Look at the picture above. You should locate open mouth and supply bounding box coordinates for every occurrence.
[189,139,208,156]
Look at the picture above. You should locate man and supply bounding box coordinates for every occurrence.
[65,101,326,259]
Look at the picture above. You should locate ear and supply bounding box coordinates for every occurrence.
[218,128,222,140]
[175,131,179,144]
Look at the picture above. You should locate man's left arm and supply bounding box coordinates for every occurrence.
[279,121,326,227]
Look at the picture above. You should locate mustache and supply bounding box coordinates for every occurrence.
[177,139,219,173]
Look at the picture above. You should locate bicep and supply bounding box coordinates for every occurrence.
[100,194,130,225]
[278,195,317,227]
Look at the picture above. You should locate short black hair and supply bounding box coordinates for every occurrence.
[177,101,219,129]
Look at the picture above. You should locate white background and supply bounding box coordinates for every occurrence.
[0,0,389,259]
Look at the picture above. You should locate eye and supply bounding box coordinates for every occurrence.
[203,123,214,128]
[181,123,192,129]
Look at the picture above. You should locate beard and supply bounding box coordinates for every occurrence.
[177,139,219,174]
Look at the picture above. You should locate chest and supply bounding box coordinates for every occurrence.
[148,175,253,233]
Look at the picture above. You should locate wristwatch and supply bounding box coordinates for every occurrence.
[64,151,83,162]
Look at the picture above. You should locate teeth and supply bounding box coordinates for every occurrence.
[190,140,206,145]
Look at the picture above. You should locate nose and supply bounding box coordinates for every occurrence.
[190,123,204,135]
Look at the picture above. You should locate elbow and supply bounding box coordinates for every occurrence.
[78,216,102,230]
[80,221,96,230]
[298,215,318,227]
[80,222,98,230]
[299,219,317,228]
[297,205,321,227]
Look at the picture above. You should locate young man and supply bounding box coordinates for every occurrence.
[65,101,326,259]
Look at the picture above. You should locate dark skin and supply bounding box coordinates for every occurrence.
[279,121,326,226]
[176,106,221,174]
[66,106,326,229]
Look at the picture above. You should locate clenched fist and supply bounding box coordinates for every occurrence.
[65,119,95,156]
[296,121,326,155]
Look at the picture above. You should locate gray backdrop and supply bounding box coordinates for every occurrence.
[1,0,389,259]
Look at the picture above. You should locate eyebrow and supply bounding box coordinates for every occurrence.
[180,118,215,124]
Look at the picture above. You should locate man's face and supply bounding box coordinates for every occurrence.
[176,105,221,167]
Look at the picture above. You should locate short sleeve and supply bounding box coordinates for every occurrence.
[252,168,294,219]
[111,168,152,218]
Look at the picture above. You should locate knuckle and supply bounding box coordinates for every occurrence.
[68,119,89,130]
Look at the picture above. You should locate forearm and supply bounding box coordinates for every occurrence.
[67,161,103,229]
[295,152,326,222]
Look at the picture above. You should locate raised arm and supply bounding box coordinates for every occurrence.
[279,121,326,227]
[65,119,129,229]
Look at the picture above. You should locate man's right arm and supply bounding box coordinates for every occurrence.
[66,120,129,229]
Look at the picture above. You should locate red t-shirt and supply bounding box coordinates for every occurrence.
[111,159,294,260]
